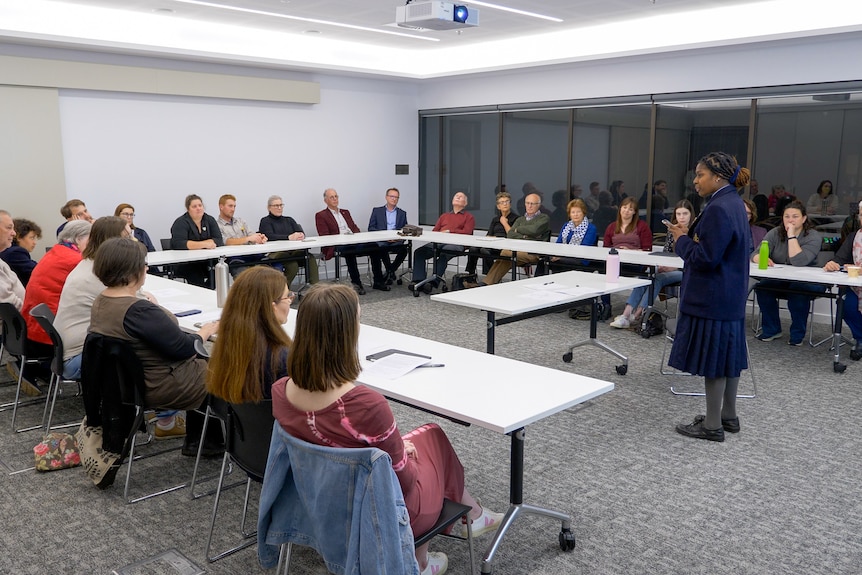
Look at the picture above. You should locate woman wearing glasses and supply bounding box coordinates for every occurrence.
[114,203,156,252]
[464,190,518,276]
[207,266,293,402]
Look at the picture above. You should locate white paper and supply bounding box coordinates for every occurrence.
[192,310,222,325]
[556,286,599,298]
[362,353,434,380]
[524,281,564,291]
[518,290,570,303]
[147,287,189,299]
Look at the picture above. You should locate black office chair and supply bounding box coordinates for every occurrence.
[205,400,274,562]
[28,303,82,432]
[81,334,187,503]
[0,303,52,433]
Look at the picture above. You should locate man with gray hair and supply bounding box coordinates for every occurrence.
[0,210,25,310]
[258,195,319,286]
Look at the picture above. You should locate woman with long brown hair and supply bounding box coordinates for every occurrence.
[207,266,293,403]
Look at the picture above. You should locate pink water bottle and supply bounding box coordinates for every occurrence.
[606,247,620,283]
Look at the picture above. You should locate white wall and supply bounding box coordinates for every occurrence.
[417,33,862,109]
[56,73,419,243]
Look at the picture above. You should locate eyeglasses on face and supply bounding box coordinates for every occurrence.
[275,292,297,303]
[120,212,135,217]
[270,204,284,209]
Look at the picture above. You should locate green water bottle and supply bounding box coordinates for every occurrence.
[758,240,769,270]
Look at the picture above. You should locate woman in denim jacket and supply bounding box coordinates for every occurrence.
[272,283,504,575]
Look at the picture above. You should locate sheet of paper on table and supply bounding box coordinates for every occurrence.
[361,353,435,380]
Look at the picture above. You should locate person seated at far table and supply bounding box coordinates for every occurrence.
[169,194,224,288]
[470,192,551,286]
[598,196,653,320]
[271,283,505,575]
[115,203,156,252]
[822,200,862,360]
[610,200,693,329]
[410,191,476,294]
[752,200,825,346]
[0,218,42,286]
[464,190,518,276]
[88,237,222,456]
[258,195,319,289]
[548,198,598,273]
[316,188,389,295]
[368,187,410,285]
[742,198,767,250]
[56,198,94,237]
[806,179,838,217]
[207,266,292,403]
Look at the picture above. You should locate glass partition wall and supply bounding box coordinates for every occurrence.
[419,83,862,231]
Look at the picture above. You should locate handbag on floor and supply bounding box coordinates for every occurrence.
[75,417,123,489]
[450,272,477,291]
[33,432,81,472]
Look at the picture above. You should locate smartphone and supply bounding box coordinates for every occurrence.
[175,309,202,317]
[661,219,672,227]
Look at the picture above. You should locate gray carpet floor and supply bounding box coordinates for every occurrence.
[1,278,861,575]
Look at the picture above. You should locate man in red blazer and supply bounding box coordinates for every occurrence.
[315,188,388,295]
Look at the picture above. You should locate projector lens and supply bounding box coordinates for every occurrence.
[453,5,468,23]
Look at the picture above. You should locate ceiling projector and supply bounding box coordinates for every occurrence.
[395,1,479,31]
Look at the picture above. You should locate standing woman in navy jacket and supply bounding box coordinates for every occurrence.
[667,152,751,442]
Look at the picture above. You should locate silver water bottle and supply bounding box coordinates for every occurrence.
[215,256,230,307]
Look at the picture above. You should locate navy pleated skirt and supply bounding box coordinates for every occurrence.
[668,312,748,378]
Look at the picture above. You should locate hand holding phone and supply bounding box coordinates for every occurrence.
[662,219,672,227]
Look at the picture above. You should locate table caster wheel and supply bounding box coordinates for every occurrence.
[441,283,449,293]
[616,364,628,375]
[640,330,652,339]
[834,362,847,373]
[413,290,420,298]
[562,352,573,363]
[559,527,576,551]
[396,279,403,285]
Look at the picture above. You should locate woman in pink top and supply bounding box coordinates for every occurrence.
[272,283,503,575]
[602,196,653,250]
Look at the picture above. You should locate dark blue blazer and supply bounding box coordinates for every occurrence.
[675,185,750,321]
[368,206,408,232]
[0,245,36,286]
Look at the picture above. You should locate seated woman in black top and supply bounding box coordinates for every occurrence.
[207,266,292,403]
[169,194,224,288]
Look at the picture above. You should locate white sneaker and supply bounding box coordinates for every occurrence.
[420,551,448,575]
[609,315,631,329]
[468,506,506,538]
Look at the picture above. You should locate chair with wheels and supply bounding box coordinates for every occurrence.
[204,400,275,562]
[81,334,187,503]
[0,303,52,433]
[28,303,82,432]
[259,424,476,574]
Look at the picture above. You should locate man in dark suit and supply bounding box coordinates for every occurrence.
[315,188,387,295]
[367,187,409,285]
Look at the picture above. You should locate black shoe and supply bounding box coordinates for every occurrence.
[352,283,366,295]
[693,414,739,433]
[850,343,862,361]
[386,271,397,285]
[408,282,417,292]
[372,281,391,292]
[181,439,225,458]
[422,282,435,294]
[675,417,725,442]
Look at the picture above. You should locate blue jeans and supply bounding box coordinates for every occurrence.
[626,270,683,310]
[412,244,463,283]
[842,287,862,341]
[63,354,82,380]
[756,280,827,342]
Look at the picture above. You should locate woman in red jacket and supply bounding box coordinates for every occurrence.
[21,220,91,354]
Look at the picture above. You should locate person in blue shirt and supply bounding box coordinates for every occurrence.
[667,152,751,442]
[367,187,409,285]
[549,198,598,272]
